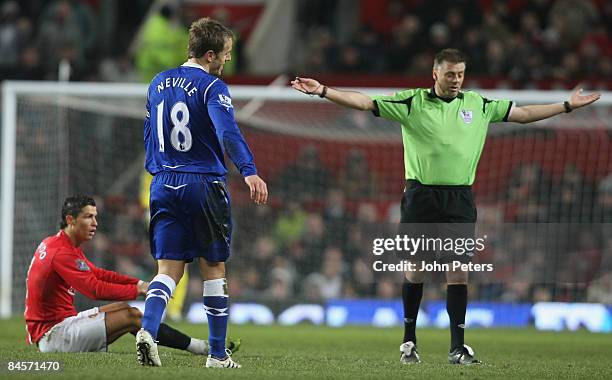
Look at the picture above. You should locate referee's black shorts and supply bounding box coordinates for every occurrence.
[400,179,477,223]
[398,180,477,264]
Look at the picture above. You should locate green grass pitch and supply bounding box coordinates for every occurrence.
[1,318,611,379]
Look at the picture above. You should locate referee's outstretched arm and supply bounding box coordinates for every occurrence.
[291,77,375,111]
[507,87,601,123]
[292,77,601,124]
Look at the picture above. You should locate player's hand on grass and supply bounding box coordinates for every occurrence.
[137,280,149,296]
[245,175,268,205]
[291,77,323,96]
[568,86,601,110]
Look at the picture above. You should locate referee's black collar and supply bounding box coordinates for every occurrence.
[427,87,463,102]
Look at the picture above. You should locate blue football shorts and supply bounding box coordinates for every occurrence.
[149,172,232,263]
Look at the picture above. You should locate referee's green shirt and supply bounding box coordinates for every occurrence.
[372,88,513,186]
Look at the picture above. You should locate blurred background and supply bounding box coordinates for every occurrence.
[1,0,611,84]
[1,0,611,330]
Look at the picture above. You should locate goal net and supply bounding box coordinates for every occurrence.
[2,82,611,317]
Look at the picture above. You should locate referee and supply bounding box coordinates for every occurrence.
[291,48,600,365]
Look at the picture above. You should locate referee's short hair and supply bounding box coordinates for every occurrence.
[434,48,466,67]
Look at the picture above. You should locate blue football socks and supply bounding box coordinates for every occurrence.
[203,278,229,359]
[142,274,176,339]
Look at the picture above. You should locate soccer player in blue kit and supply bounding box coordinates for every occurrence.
[137,17,268,369]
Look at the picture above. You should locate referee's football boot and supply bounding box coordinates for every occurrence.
[448,344,481,365]
[205,349,242,368]
[136,328,162,366]
[399,341,421,364]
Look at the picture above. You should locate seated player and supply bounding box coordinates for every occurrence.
[24,195,237,356]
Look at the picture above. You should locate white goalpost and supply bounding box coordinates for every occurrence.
[2,80,610,318]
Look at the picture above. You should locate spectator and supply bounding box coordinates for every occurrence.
[302,247,345,301]
[0,1,29,71]
[385,14,422,72]
[135,3,188,82]
[335,44,363,73]
[548,0,598,49]
[239,266,265,300]
[595,174,612,222]
[300,26,337,73]
[37,0,95,80]
[460,27,485,74]
[337,149,379,200]
[353,25,385,72]
[274,145,334,203]
[322,188,349,248]
[506,163,551,222]
[301,213,328,266]
[445,7,466,48]
[375,277,398,299]
[587,273,612,304]
[263,256,296,301]
[485,39,510,76]
[273,201,307,248]
[428,23,450,54]
[549,164,595,222]
[250,236,278,277]
[13,44,44,80]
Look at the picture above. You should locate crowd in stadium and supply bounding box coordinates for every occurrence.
[1,0,611,85]
[298,0,612,84]
[225,157,612,304]
[2,0,611,315]
[0,0,136,81]
[83,149,612,312]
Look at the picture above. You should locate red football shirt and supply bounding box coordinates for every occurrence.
[24,230,139,344]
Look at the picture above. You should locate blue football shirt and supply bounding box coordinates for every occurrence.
[144,62,257,177]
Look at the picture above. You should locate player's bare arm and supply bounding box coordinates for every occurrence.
[508,87,601,124]
[245,174,268,205]
[291,77,375,111]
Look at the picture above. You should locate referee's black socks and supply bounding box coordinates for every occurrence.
[447,284,468,351]
[402,282,423,345]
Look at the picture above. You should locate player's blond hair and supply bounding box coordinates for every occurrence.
[188,17,233,58]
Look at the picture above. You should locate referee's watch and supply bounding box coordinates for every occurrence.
[319,86,328,98]
[563,101,572,113]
